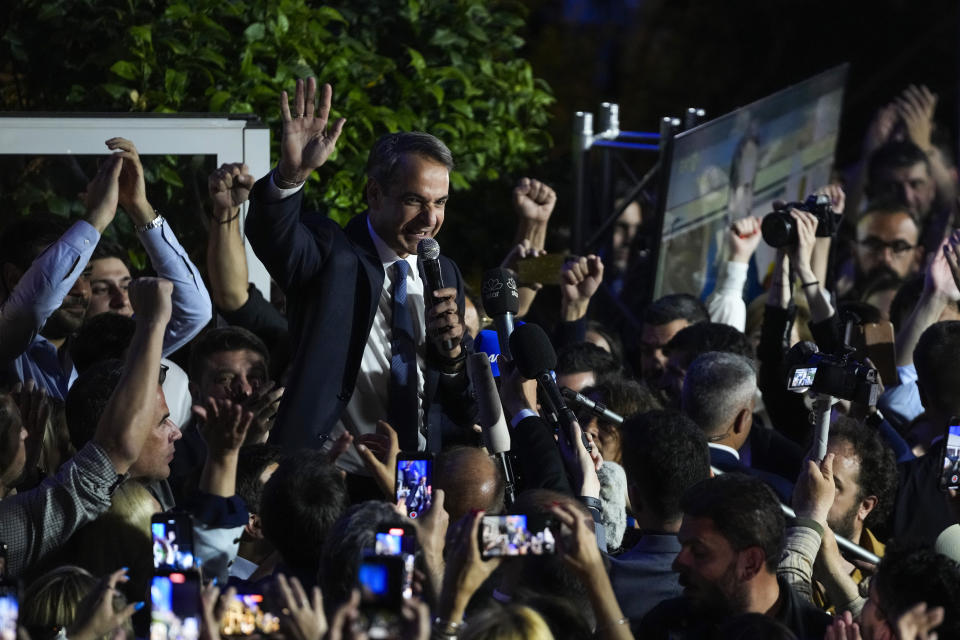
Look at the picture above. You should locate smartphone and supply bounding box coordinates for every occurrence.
[374,526,416,600]
[152,513,195,571]
[787,367,817,391]
[395,454,433,519]
[516,254,570,286]
[0,581,17,640]
[219,591,281,637]
[478,514,557,559]
[150,572,201,640]
[940,422,960,491]
[374,526,416,557]
[358,556,405,639]
[847,321,897,387]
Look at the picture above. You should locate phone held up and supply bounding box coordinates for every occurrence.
[940,421,960,491]
[395,453,433,519]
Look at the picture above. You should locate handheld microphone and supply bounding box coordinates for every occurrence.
[417,238,455,352]
[509,322,591,452]
[467,352,516,506]
[481,268,520,359]
[561,387,624,425]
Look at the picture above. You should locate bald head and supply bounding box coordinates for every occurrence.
[435,447,504,522]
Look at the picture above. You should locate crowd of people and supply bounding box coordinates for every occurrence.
[0,75,959,640]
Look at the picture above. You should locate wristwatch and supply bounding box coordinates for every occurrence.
[136,213,164,233]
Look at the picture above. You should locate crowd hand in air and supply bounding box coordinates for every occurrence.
[728,216,762,264]
[560,254,604,322]
[277,77,347,185]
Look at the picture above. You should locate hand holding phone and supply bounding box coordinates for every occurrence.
[940,422,960,491]
[395,454,433,519]
[151,513,195,571]
[478,515,557,558]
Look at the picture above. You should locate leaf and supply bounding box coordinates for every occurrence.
[208,90,232,112]
[110,60,138,80]
[244,23,266,42]
[407,47,425,73]
[157,164,184,188]
[276,12,290,35]
[129,24,152,45]
[164,69,188,100]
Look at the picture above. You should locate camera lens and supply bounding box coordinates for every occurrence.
[761,212,796,248]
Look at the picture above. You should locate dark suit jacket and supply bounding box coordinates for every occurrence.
[710,446,794,504]
[245,176,475,451]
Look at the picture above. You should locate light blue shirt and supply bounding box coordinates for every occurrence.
[1,217,211,400]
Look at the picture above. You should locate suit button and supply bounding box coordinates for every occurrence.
[337,390,351,401]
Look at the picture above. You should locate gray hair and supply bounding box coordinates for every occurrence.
[681,351,756,437]
[365,132,454,189]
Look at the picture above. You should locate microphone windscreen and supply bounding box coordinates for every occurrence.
[509,322,556,380]
[473,330,501,377]
[481,268,520,316]
[467,353,511,453]
[417,237,440,261]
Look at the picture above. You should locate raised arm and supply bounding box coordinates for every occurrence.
[507,178,556,316]
[897,233,959,367]
[207,163,255,312]
[707,216,762,331]
[93,277,172,474]
[245,78,347,290]
[0,157,120,362]
[107,137,212,355]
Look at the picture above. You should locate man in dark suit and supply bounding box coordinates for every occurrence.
[245,78,475,473]
[681,351,795,503]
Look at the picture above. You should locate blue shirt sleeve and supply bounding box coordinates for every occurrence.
[139,219,212,355]
[0,220,100,362]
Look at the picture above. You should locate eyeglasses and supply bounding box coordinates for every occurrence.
[858,238,916,255]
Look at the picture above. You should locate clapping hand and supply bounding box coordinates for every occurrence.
[106,137,155,224]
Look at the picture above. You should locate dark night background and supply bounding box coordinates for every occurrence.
[515,0,959,245]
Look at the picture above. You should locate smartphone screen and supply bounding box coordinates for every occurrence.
[395,455,433,519]
[220,592,281,637]
[358,557,404,639]
[479,514,557,558]
[941,423,960,491]
[152,514,195,571]
[0,582,17,640]
[787,367,817,391]
[150,572,201,640]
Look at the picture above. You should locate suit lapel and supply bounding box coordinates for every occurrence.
[345,213,384,331]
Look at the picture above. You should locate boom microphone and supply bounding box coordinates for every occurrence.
[509,322,591,452]
[467,352,516,505]
[561,387,624,425]
[417,238,455,352]
[481,268,520,359]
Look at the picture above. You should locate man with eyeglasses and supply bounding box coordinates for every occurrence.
[842,198,923,303]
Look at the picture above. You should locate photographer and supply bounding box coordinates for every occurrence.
[758,199,843,446]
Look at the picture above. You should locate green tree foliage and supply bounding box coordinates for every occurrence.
[1,0,554,274]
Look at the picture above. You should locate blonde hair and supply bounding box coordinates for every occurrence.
[21,565,98,640]
[460,605,555,640]
[71,480,156,600]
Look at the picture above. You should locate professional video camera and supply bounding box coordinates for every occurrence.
[785,341,880,407]
[761,193,842,248]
